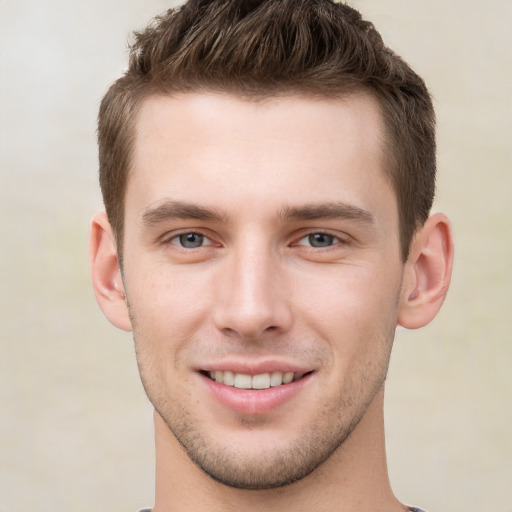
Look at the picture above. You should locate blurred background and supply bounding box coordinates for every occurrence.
[0,1,510,511]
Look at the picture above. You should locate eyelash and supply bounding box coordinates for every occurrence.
[294,232,346,249]
[164,231,215,249]
[161,230,348,250]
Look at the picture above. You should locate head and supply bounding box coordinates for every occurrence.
[97,0,436,264]
[91,0,453,495]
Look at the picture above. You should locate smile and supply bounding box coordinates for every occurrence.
[200,368,314,414]
[205,370,306,389]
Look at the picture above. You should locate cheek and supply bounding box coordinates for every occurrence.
[291,263,401,387]
[127,259,213,319]
[126,263,216,370]
[293,263,401,332]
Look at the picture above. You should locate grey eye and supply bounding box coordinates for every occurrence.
[308,233,335,247]
[178,233,205,248]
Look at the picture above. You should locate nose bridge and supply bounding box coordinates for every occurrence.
[214,237,291,338]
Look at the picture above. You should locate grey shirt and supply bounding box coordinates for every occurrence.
[139,507,427,511]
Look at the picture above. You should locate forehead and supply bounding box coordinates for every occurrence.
[134,91,385,159]
[127,91,395,225]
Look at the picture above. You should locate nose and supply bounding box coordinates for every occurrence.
[212,244,292,340]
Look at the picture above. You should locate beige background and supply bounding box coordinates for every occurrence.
[0,1,510,511]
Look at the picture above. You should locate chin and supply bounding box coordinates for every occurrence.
[155,399,360,491]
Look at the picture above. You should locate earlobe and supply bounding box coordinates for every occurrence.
[397,213,454,329]
[89,212,132,332]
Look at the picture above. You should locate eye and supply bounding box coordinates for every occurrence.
[172,232,211,248]
[297,233,338,248]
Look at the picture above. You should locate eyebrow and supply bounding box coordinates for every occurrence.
[142,200,227,226]
[278,202,375,224]
[141,200,374,227]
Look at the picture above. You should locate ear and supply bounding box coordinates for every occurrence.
[89,212,132,332]
[397,213,454,329]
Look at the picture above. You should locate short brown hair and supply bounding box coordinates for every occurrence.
[98,0,436,262]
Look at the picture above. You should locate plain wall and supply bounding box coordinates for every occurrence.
[1,1,511,511]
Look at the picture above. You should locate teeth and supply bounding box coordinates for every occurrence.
[223,371,235,386]
[252,373,271,389]
[207,370,304,389]
[270,371,284,387]
[283,372,294,384]
[234,373,252,389]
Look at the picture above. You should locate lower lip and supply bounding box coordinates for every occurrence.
[200,373,312,415]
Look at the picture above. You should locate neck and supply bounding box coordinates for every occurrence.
[152,387,405,512]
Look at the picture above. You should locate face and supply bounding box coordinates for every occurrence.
[122,92,404,489]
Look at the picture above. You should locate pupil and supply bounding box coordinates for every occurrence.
[180,233,203,248]
[309,233,333,247]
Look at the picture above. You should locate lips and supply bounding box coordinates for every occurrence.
[206,370,304,389]
[199,366,313,415]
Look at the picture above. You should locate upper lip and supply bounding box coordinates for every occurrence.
[197,359,314,375]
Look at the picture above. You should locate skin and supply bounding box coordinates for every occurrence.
[90,92,453,511]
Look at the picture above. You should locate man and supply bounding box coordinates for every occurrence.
[90,1,453,510]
